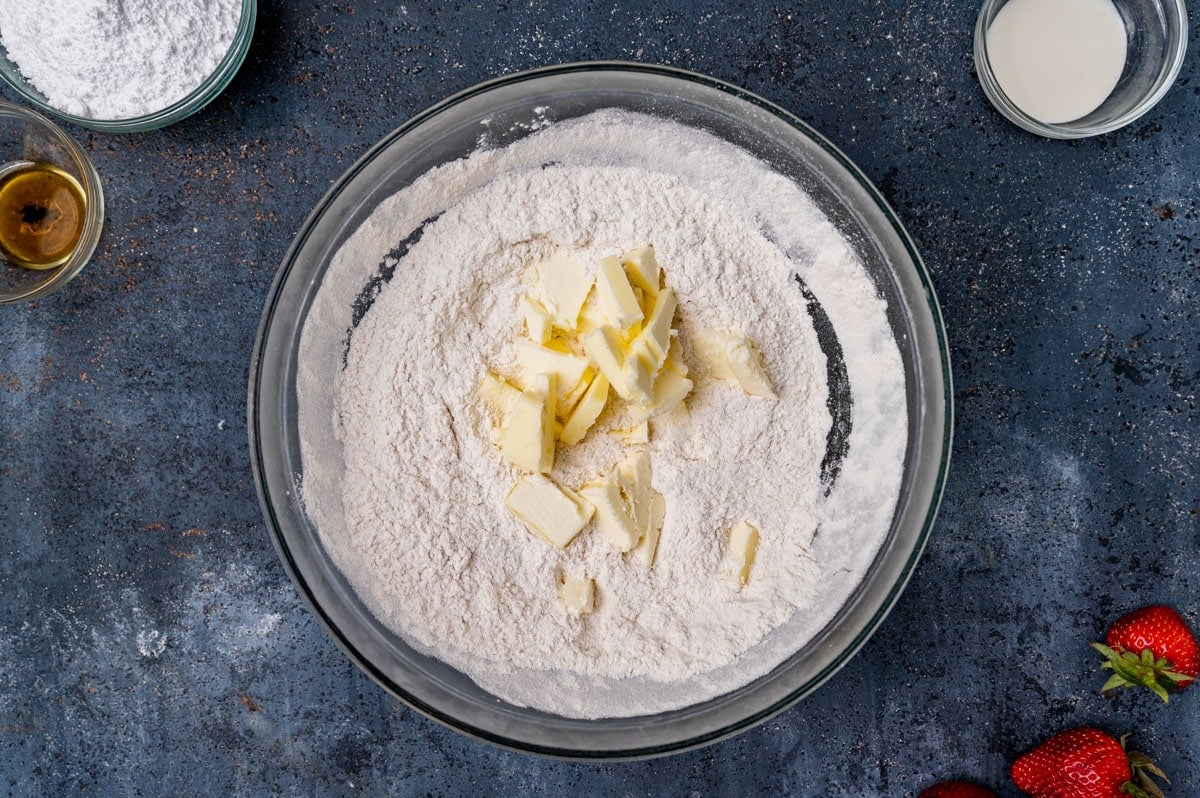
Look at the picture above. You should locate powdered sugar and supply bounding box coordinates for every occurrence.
[297,111,907,718]
[0,0,241,120]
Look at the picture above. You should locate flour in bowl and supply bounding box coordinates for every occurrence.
[297,111,907,718]
[0,0,241,120]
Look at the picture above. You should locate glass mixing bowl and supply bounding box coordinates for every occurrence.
[0,101,103,304]
[0,0,256,133]
[974,0,1188,139]
[249,63,953,758]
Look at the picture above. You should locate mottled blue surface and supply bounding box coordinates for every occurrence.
[1,1,1198,795]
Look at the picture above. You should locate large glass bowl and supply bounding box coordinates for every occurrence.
[249,63,953,759]
[0,0,256,133]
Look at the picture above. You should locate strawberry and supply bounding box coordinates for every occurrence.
[918,781,997,798]
[1011,727,1167,798]
[1092,605,1199,703]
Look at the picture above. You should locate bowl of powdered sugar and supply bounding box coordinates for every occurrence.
[0,0,255,132]
[250,63,953,757]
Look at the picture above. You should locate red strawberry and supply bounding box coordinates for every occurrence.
[1092,605,1199,702]
[1011,727,1167,798]
[919,781,997,798]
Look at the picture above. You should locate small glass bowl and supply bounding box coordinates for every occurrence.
[0,0,256,133]
[0,102,103,304]
[974,0,1188,139]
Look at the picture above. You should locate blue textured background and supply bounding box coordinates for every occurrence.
[1,1,1197,795]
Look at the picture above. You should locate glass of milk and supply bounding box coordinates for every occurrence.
[974,0,1188,138]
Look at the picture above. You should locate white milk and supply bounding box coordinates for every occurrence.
[986,0,1129,124]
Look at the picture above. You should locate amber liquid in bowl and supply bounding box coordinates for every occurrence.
[0,161,85,270]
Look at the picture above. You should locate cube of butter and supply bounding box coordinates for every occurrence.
[477,373,521,419]
[595,255,644,331]
[559,372,609,446]
[722,520,760,586]
[519,295,553,344]
[559,573,594,614]
[628,367,693,424]
[622,245,661,297]
[514,340,590,406]
[532,252,593,329]
[505,475,594,549]
[582,324,632,400]
[693,329,775,398]
[580,471,640,552]
[632,493,667,568]
[498,374,556,474]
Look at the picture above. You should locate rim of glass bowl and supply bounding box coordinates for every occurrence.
[973,0,1189,140]
[249,62,954,759]
[0,0,256,133]
[0,101,104,304]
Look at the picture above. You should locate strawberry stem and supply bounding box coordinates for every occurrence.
[1092,643,1188,703]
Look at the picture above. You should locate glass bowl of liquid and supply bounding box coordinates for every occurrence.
[0,101,103,304]
[974,0,1188,139]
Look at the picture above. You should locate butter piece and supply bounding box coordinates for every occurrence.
[662,341,689,376]
[722,520,760,586]
[628,367,693,423]
[498,374,556,474]
[519,296,553,344]
[581,324,632,400]
[692,329,737,381]
[532,252,593,330]
[575,288,605,334]
[477,373,521,418]
[559,372,609,445]
[694,329,775,398]
[559,573,595,614]
[557,367,596,419]
[580,472,640,552]
[616,451,653,532]
[623,347,656,406]
[595,255,644,331]
[632,493,667,568]
[610,421,649,445]
[514,340,590,406]
[615,452,666,568]
[726,337,776,398]
[636,287,676,364]
[505,474,594,548]
[622,245,661,296]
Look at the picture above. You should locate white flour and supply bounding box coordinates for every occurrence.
[0,0,241,120]
[298,111,908,718]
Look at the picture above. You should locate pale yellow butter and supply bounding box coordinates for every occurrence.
[498,373,556,474]
[504,474,594,549]
[580,472,640,552]
[559,372,609,445]
[595,255,644,331]
[726,338,776,398]
[559,573,595,614]
[609,421,649,445]
[531,252,593,330]
[694,329,775,398]
[519,295,553,344]
[722,520,760,586]
[632,493,667,568]
[628,367,693,423]
[623,347,656,406]
[514,340,590,406]
[581,324,632,400]
[477,373,521,419]
[636,287,676,364]
[621,245,661,296]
